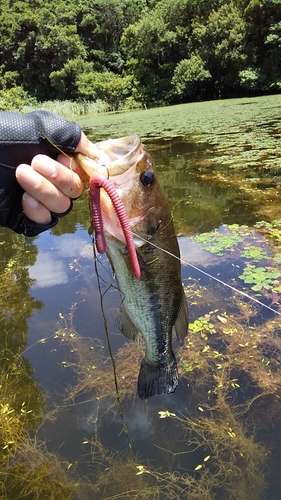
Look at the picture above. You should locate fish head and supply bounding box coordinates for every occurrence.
[117,150,168,245]
[76,135,143,179]
[76,136,168,246]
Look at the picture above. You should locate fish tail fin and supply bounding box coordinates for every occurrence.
[137,355,178,400]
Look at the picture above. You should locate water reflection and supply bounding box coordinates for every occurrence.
[28,252,69,287]
[1,119,281,498]
[151,139,277,231]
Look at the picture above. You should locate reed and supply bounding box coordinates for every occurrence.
[22,99,109,118]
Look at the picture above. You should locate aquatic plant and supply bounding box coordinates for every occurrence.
[238,264,281,292]
[254,220,281,243]
[171,406,267,500]
[5,276,276,500]
[1,440,75,500]
[55,310,142,403]
[193,224,248,256]
[51,294,278,500]
[0,258,77,500]
[23,99,109,117]
[175,305,281,498]
[189,316,217,336]
[240,245,270,262]
[0,350,76,500]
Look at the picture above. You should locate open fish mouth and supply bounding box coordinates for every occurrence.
[77,135,143,178]
[76,135,144,280]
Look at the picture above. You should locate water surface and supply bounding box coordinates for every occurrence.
[1,95,281,499]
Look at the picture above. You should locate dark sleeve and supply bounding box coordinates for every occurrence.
[0,110,82,236]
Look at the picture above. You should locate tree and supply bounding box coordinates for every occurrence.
[243,0,281,92]
[171,54,212,100]
[49,58,93,101]
[77,71,133,109]
[0,0,281,107]
[189,3,247,97]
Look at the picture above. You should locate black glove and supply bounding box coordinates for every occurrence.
[0,110,81,236]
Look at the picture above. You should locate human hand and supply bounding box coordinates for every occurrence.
[15,132,99,225]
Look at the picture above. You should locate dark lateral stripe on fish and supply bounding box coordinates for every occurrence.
[137,356,178,400]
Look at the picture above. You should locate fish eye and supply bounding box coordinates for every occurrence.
[140,170,155,187]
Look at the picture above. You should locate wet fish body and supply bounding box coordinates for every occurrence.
[77,136,189,399]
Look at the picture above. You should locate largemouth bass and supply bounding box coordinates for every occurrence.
[77,136,189,399]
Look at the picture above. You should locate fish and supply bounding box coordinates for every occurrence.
[76,135,189,399]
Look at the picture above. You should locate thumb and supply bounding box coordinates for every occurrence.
[75,131,100,158]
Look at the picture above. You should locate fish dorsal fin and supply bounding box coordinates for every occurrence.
[174,290,189,341]
[118,305,140,340]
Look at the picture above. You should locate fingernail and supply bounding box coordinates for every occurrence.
[22,192,40,209]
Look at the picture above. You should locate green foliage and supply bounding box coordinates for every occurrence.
[239,68,260,90]
[0,0,281,109]
[254,219,281,242]
[171,54,212,99]
[23,99,109,117]
[77,71,134,110]
[240,245,270,261]
[193,224,249,256]
[189,316,216,335]
[238,264,281,291]
[49,58,94,101]
[0,87,35,111]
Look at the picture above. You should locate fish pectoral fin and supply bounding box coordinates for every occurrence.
[118,305,140,340]
[174,290,189,341]
[137,355,178,400]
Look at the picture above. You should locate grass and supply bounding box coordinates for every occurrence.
[22,99,109,118]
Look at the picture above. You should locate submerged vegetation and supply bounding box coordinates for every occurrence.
[1,95,281,498]
[2,216,281,498]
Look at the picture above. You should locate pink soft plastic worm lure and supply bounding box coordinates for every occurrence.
[89,175,141,280]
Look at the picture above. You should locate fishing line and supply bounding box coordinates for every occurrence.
[132,231,281,317]
[93,249,133,452]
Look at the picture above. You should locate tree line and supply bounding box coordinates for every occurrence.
[1,0,281,111]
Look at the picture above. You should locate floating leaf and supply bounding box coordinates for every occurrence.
[136,465,145,475]
[189,317,216,335]
[158,410,176,418]
[182,360,193,372]
[240,245,270,261]
[238,264,281,292]
[217,315,227,324]
[193,225,248,256]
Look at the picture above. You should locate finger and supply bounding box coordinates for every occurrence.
[75,132,100,158]
[22,192,52,224]
[30,155,84,199]
[16,164,72,215]
[57,153,89,182]
[57,134,101,183]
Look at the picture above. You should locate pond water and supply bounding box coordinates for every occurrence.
[1,95,281,499]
